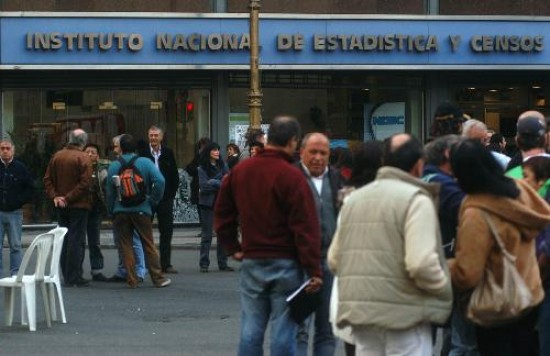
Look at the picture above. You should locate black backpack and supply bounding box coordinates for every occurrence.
[117,156,147,207]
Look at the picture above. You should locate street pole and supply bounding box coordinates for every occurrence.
[248,0,262,129]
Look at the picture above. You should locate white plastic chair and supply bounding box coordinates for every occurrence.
[43,226,68,323]
[0,232,54,331]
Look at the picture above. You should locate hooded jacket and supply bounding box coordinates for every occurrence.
[450,179,550,306]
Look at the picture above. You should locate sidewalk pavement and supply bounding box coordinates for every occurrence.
[17,225,206,249]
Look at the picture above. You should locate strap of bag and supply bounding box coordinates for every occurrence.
[118,156,139,170]
[481,211,517,263]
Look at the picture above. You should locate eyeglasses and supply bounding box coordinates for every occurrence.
[0,147,12,151]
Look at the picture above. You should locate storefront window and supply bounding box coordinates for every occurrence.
[229,73,424,148]
[1,88,210,224]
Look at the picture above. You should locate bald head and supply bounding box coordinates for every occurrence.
[69,129,88,148]
[519,110,546,127]
[300,133,330,177]
[390,133,412,152]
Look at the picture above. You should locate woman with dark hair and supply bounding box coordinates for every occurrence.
[348,141,384,188]
[449,139,550,355]
[488,133,507,155]
[197,142,232,273]
[226,143,240,169]
[332,140,383,356]
[336,141,384,207]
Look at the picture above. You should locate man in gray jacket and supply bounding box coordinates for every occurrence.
[328,134,452,355]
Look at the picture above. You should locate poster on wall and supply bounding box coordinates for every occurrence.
[229,113,269,149]
[366,102,406,141]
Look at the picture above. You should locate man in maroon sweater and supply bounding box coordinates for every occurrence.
[215,116,322,356]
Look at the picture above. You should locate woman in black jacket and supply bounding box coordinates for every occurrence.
[197,142,232,273]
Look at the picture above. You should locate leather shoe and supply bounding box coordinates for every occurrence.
[163,266,178,274]
[200,267,209,273]
[107,275,126,283]
[67,278,90,287]
[92,273,109,282]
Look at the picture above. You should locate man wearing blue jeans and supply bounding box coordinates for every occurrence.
[215,116,322,356]
[0,139,34,277]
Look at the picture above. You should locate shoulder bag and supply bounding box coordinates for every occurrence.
[466,211,534,326]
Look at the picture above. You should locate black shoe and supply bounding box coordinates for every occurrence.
[67,278,90,287]
[163,266,178,274]
[219,266,235,272]
[200,267,209,273]
[107,275,126,283]
[92,273,109,282]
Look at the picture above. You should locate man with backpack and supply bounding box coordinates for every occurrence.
[105,134,171,289]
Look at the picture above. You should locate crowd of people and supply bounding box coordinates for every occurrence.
[2,103,550,355]
[213,108,550,356]
[0,125,180,289]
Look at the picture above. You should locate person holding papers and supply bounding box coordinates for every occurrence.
[215,116,322,356]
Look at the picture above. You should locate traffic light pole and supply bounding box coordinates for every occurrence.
[248,0,262,129]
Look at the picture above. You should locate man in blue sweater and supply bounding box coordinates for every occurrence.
[105,134,171,289]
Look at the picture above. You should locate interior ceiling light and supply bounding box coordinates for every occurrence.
[489,89,498,92]
[533,85,542,89]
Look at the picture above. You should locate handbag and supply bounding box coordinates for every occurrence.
[466,211,534,326]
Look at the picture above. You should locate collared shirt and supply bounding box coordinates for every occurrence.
[300,163,328,195]
[150,144,161,169]
[1,158,13,167]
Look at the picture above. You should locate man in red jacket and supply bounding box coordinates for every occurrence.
[215,116,322,356]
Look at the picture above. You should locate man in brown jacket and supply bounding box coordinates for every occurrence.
[44,128,92,287]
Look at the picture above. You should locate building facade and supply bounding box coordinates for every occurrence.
[1,1,550,223]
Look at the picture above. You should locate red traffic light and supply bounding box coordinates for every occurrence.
[186,101,194,112]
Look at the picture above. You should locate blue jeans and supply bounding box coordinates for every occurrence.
[199,206,228,269]
[114,228,146,279]
[0,209,23,277]
[449,303,480,356]
[296,259,335,356]
[238,258,303,356]
[539,285,550,355]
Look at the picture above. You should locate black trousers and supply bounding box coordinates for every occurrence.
[58,207,88,284]
[86,203,104,273]
[154,199,174,270]
[476,307,539,356]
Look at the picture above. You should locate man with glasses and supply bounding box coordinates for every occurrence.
[0,139,33,277]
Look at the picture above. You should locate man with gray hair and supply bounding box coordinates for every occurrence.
[139,125,180,274]
[44,129,93,287]
[461,119,510,169]
[0,139,34,277]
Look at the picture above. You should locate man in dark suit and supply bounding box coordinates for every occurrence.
[140,125,180,274]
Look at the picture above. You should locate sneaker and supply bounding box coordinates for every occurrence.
[107,275,126,283]
[92,273,109,282]
[219,266,235,272]
[200,267,209,273]
[163,266,178,274]
[156,278,172,288]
